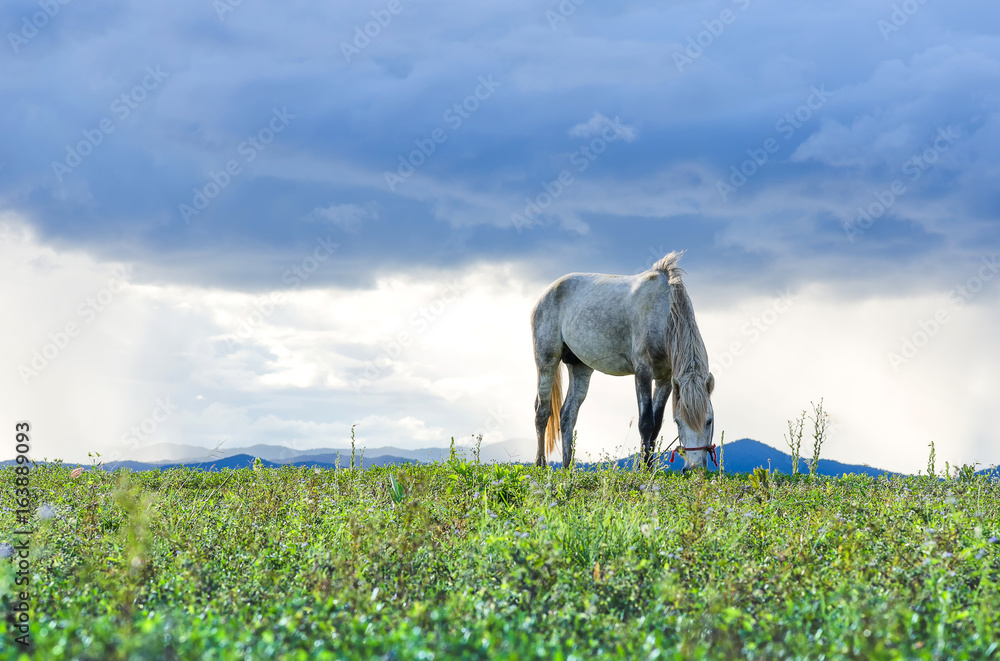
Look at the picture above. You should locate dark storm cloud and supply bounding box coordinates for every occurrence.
[1,0,997,293]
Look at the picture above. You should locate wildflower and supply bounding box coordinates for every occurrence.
[515,532,529,539]
[942,552,953,559]
[640,524,651,536]
[989,536,999,544]
[0,543,13,559]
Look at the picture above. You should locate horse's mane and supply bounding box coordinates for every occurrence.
[653,251,711,431]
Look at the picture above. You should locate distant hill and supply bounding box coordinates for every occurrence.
[106,454,284,472]
[90,438,531,467]
[89,453,419,472]
[5,438,995,477]
[290,455,418,469]
[592,438,902,477]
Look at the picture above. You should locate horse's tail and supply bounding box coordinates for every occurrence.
[545,364,563,457]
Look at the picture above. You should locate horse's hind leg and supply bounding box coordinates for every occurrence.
[560,362,594,468]
[532,303,562,467]
[533,362,559,467]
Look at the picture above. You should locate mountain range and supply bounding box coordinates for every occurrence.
[7,438,995,477]
[6,437,962,477]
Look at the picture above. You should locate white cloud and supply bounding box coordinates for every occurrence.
[301,202,379,230]
[568,112,638,142]
[791,117,917,168]
[2,216,997,473]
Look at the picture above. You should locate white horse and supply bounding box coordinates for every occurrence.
[531,251,716,470]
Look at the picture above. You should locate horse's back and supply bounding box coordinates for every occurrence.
[532,269,671,376]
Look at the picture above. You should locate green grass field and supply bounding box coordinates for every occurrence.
[1,456,998,660]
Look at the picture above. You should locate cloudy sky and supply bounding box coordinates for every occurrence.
[2,0,998,473]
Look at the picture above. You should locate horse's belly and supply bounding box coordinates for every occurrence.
[562,335,635,376]
[586,358,634,376]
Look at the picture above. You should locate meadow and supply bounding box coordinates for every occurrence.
[1,452,998,660]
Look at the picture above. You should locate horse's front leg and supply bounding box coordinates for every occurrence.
[635,372,655,469]
[651,378,671,454]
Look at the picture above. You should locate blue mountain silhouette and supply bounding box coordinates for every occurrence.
[7,439,994,477]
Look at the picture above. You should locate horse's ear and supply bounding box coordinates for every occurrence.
[706,373,715,394]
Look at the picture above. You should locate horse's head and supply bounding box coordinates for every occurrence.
[672,372,716,471]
